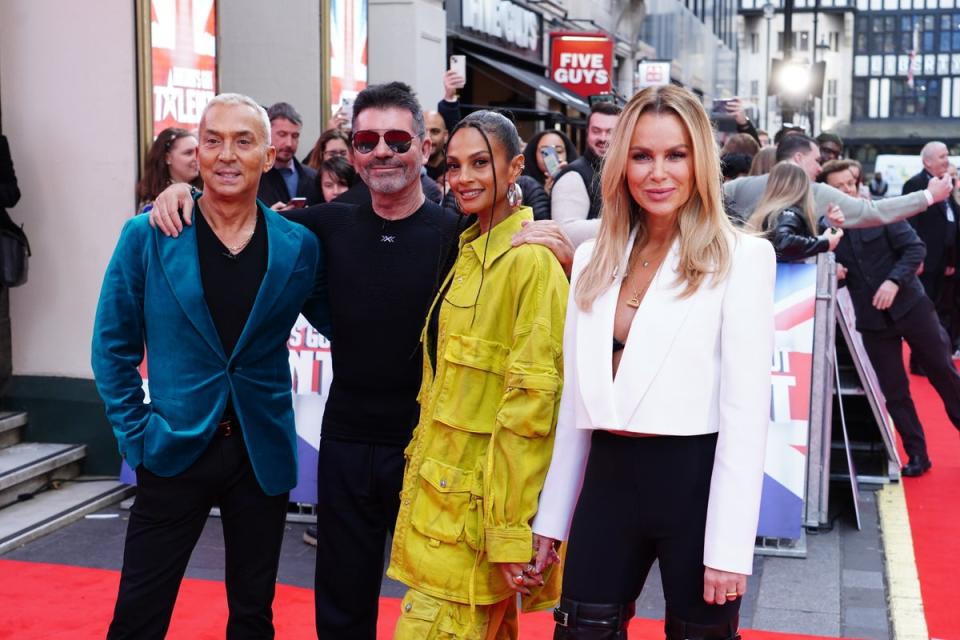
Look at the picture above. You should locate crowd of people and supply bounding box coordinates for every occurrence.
[89,74,960,640]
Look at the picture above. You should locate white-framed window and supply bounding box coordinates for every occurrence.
[826,79,838,116]
[829,32,840,51]
[884,55,897,75]
[879,78,891,118]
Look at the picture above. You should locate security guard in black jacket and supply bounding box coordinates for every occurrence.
[832,221,960,476]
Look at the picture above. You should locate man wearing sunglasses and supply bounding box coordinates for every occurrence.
[148,81,574,640]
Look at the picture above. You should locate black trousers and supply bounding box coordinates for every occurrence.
[562,431,740,627]
[860,297,960,460]
[918,269,957,347]
[108,428,289,640]
[314,438,404,640]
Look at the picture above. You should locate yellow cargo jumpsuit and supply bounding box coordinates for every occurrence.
[387,208,568,639]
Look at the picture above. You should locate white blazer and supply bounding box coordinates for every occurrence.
[532,230,776,575]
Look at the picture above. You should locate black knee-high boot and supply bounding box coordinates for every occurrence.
[664,612,741,640]
[552,597,634,639]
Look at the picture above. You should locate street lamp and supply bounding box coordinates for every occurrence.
[762,1,775,131]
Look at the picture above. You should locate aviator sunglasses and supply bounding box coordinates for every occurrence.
[351,130,415,154]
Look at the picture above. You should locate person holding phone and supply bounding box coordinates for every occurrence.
[522,130,578,196]
[257,102,322,209]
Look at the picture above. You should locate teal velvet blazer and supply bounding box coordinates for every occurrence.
[91,201,328,496]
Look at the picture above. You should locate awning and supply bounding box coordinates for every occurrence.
[467,52,591,115]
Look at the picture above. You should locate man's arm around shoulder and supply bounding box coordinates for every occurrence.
[296,228,333,339]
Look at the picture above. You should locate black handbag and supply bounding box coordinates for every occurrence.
[0,223,30,287]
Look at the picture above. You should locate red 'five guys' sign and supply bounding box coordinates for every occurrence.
[549,32,613,98]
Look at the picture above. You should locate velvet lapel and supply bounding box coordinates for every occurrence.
[612,240,699,425]
[231,205,299,360]
[156,209,226,361]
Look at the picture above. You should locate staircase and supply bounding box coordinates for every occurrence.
[0,411,133,555]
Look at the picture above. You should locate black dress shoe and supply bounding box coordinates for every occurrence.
[902,457,932,477]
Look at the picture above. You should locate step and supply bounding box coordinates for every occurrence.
[0,478,134,555]
[0,412,27,449]
[0,442,86,510]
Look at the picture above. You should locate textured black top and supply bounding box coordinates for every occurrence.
[285,199,463,445]
[195,207,268,358]
[195,206,268,421]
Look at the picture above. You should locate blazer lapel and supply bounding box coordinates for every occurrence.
[156,218,226,361]
[231,205,299,359]
[576,228,637,428]
[612,240,700,425]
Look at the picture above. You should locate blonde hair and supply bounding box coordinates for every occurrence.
[749,147,777,176]
[747,161,817,234]
[575,85,735,311]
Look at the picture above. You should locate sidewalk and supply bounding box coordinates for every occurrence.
[1,485,891,639]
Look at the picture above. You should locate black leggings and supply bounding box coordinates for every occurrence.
[561,431,740,626]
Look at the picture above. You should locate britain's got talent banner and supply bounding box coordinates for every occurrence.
[757,263,817,540]
[121,316,332,505]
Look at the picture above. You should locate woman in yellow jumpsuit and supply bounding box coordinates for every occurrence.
[387,110,569,639]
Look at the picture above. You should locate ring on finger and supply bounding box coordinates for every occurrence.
[725,591,739,599]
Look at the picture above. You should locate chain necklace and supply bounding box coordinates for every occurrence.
[624,241,672,308]
[225,226,256,255]
[199,201,257,255]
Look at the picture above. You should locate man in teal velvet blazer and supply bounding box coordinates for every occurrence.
[92,94,330,639]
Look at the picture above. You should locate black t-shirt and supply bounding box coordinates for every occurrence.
[285,199,463,445]
[195,205,268,419]
[195,206,267,357]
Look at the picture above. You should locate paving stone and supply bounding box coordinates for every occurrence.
[755,528,841,614]
[843,586,888,610]
[843,606,890,630]
[843,568,885,590]
[842,625,891,639]
[750,607,841,636]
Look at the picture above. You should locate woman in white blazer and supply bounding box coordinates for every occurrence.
[530,86,776,639]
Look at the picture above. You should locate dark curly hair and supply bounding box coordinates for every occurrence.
[136,127,201,204]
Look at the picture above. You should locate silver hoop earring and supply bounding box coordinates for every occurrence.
[507,182,523,208]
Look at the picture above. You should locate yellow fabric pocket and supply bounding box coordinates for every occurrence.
[410,457,473,544]
[496,369,560,438]
[434,334,508,434]
[394,590,440,639]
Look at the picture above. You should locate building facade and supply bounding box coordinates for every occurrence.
[737,0,960,162]
[737,0,856,137]
[841,1,960,161]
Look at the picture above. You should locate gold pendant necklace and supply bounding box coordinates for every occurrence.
[625,247,668,308]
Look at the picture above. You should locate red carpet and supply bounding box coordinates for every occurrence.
[903,355,960,638]
[0,559,839,639]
